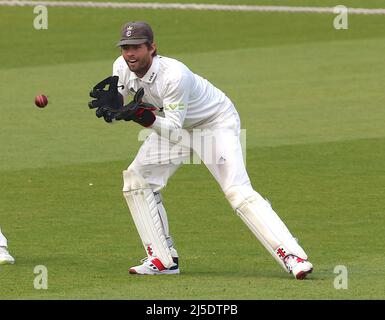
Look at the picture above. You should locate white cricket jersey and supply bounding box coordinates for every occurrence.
[112,55,235,130]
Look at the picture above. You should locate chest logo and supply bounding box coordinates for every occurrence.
[165,103,185,111]
[148,72,156,82]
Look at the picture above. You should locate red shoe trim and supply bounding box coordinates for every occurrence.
[151,258,166,271]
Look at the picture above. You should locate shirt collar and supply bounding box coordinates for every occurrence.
[139,56,160,83]
[128,70,138,81]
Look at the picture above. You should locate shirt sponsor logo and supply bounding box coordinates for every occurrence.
[148,72,156,82]
[164,103,185,111]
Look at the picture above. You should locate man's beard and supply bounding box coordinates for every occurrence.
[127,58,150,77]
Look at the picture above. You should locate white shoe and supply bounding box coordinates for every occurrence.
[129,256,179,275]
[0,246,15,265]
[284,255,313,280]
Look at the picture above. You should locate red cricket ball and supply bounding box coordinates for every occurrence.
[34,94,48,108]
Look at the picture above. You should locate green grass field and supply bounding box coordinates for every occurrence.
[0,1,385,299]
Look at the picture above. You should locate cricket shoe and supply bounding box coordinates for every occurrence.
[284,255,313,280]
[129,256,179,275]
[0,246,15,265]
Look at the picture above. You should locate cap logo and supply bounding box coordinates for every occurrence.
[125,25,133,37]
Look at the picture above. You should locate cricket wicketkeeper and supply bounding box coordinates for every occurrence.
[88,21,313,279]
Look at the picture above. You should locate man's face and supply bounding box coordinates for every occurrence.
[121,43,156,78]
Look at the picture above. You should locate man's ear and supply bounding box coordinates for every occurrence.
[150,42,157,55]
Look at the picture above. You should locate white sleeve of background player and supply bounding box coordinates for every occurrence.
[112,59,129,98]
[151,72,190,136]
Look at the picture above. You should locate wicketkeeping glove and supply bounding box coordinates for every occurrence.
[88,77,158,126]
[114,88,157,127]
[88,76,124,123]
[88,76,123,109]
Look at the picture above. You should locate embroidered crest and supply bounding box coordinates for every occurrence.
[125,25,133,37]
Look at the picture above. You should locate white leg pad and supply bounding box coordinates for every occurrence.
[123,168,174,268]
[225,186,307,271]
[154,191,176,249]
[0,227,8,247]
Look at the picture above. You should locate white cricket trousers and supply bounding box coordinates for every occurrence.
[127,108,252,194]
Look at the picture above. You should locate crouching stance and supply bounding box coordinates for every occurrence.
[122,167,312,279]
[88,21,313,279]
